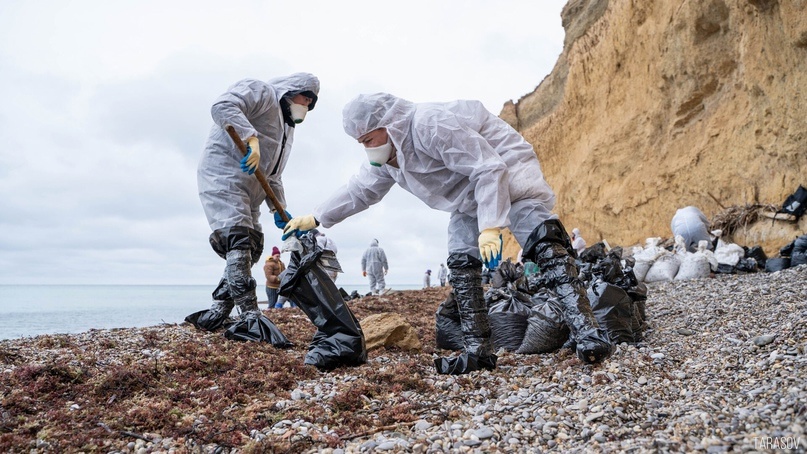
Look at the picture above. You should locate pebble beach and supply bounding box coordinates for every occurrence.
[1,266,805,453]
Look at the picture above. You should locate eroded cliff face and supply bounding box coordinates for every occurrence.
[502,0,807,256]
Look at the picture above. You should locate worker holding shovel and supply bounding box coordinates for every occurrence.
[185,73,319,346]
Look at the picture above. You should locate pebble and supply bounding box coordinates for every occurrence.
[585,411,605,423]
[474,427,495,439]
[753,334,775,346]
[6,265,805,453]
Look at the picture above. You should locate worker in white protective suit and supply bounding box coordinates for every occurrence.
[438,263,448,287]
[361,239,388,294]
[571,228,587,256]
[671,206,713,253]
[187,73,319,342]
[282,93,612,374]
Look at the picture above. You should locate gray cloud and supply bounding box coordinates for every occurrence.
[0,1,567,287]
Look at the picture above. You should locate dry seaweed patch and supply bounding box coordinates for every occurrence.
[0,288,452,451]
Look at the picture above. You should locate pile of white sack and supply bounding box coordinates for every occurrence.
[631,235,746,283]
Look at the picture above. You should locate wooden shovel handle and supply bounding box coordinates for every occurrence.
[225,125,290,222]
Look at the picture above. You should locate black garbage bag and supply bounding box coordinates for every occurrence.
[621,257,640,286]
[716,263,736,274]
[434,352,497,375]
[626,281,648,303]
[185,308,232,332]
[574,262,595,287]
[765,257,791,273]
[745,246,768,269]
[591,253,637,290]
[349,290,361,300]
[587,281,635,344]
[778,185,807,219]
[626,282,647,341]
[579,242,608,263]
[516,288,570,354]
[339,287,350,301]
[485,287,532,352]
[490,259,526,290]
[435,293,464,351]
[224,314,293,347]
[734,257,758,273]
[279,234,367,370]
[791,235,807,267]
[780,241,796,257]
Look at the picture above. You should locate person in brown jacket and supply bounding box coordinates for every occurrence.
[263,246,285,309]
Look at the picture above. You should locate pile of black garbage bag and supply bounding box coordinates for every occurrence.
[765,234,807,272]
[436,245,648,355]
[704,234,806,274]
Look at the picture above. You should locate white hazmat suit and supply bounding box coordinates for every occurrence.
[315,93,556,256]
[199,73,320,232]
[671,206,712,253]
[361,239,388,294]
[190,73,319,338]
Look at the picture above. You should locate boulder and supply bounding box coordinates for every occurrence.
[360,313,422,352]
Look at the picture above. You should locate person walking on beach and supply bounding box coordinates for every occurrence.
[264,247,285,309]
[282,92,612,374]
[438,263,448,287]
[361,239,388,295]
[186,73,319,343]
[423,269,432,288]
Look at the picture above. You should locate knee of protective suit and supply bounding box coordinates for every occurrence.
[523,219,575,261]
[447,253,482,287]
[447,253,482,271]
[209,226,264,263]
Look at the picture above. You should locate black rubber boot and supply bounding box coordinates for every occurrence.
[434,253,497,375]
[219,248,291,347]
[523,219,613,364]
[187,227,290,346]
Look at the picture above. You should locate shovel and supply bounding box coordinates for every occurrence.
[225,125,290,223]
[226,125,329,260]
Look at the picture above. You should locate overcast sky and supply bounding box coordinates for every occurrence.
[0,0,567,288]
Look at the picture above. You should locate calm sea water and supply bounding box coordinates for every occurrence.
[0,284,420,341]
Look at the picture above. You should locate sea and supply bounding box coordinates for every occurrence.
[0,284,421,341]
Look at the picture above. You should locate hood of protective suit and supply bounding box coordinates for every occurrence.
[316,94,556,233]
[343,93,415,154]
[370,239,379,247]
[268,72,320,111]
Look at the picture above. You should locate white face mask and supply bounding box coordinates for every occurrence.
[365,139,394,167]
[288,102,308,124]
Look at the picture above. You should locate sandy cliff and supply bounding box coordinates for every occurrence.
[502,0,806,257]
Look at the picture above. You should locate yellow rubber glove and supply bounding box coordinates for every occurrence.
[282,214,319,240]
[478,227,502,264]
[241,136,261,174]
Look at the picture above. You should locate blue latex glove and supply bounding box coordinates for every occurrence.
[482,233,503,270]
[274,210,293,230]
[240,138,260,175]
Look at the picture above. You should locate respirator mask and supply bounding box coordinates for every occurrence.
[365,139,394,167]
[288,102,308,124]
